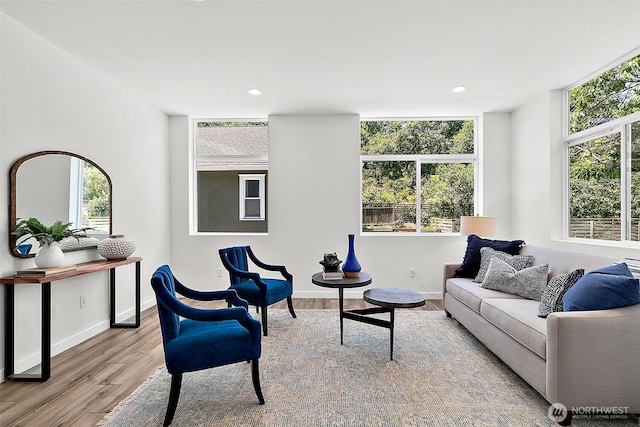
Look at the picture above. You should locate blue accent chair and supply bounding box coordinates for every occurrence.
[151,265,264,426]
[219,246,296,336]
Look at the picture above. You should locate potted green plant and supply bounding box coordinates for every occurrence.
[13,218,89,268]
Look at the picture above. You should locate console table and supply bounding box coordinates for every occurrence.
[0,257,141,382]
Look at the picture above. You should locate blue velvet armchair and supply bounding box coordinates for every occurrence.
[150,265,264,426]
[219,246,296,336]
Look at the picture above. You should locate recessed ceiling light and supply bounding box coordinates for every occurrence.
[452,86,467,93]
[248,88,262,95]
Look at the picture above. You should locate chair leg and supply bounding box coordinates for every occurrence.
[164,373,182,426]
[261,305,268,336]
[286,296,297,318]
[251,359,265,405]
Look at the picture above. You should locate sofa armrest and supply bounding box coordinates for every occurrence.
[442,262,461,316]
[546,304,640,411]
[442,262,460,294]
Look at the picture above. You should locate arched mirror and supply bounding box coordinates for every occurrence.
[9,151,112,258]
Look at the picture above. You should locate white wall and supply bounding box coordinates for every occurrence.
[0,14,171,379]
[482,112,512,239]
[510,92,553,242]
[168,113,513,300]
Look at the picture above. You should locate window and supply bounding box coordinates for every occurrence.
[565,53,640,242]
[193,120,268,233]
[69,158,110,233]
[568,54,640,135]
[361,119,477,233]
[239,174,265,220]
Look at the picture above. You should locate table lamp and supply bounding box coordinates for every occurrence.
[460,216,495,237]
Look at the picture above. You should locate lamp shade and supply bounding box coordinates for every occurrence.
[460,216,495,237]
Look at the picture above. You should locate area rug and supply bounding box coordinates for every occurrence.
[100,309,637,426]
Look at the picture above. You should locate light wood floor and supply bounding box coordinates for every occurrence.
[0,298,442,427]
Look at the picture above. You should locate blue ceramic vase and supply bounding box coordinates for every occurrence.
[342,234,361,277]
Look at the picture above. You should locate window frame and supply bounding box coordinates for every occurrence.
[68,157,84,230]
[191,118,269,235]
[563,70,640,244]
[239,174,266,221]
[360,117,479,235]
[68,158,110,234]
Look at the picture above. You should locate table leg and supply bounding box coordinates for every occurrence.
[4,284,14,379]
[389,308,395,361]
[134,260,141,326]
[110,261,141,328]
[41,283,51,380]
[4,283,51,381]
[339,287,344,345]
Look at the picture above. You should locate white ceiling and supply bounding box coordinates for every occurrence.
[2,0,640,118]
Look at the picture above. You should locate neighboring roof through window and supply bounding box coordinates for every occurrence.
[195,122,268,171]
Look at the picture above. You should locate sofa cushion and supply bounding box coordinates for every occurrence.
[455,234,525,278]
[563,263,640,311]
[519,245,616,279]
[537,269,584,317]
[473,247,535,283]
[481,258,549,300]
[446,277,522,314]
[481,298,547,360]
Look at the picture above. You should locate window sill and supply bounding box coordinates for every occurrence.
[360,232,461,237]
[192,232,268,236]
[553,237,640,251]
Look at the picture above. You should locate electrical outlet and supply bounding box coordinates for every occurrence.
[217,268,223,277]
[80,295,87,309]
[409,268,416,278]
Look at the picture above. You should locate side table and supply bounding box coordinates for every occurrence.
[311,272,372,345]
[363,287,426,360]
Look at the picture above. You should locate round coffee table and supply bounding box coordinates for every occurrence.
[363,288,426,360]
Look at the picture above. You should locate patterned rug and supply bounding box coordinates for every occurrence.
[99,309,637,426]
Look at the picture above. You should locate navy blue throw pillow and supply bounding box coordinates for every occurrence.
[562,263,640,311]
[454,235,525,278]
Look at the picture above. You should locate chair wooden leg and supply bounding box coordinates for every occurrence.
[164,373,182,426]
[261,305,268,336]
[287,296,297,318]
[251,359,265,405]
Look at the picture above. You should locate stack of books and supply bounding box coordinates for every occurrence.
[322,270,344,280]
[16,265,77,277]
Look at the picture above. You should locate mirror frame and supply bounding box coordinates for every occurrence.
[9,150,113,258]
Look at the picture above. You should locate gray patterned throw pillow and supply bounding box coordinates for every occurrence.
[537,269,585,317]
[481,257,549,300]
[473,247,535,283]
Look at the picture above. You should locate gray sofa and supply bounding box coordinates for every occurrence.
[443,244,640,418]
